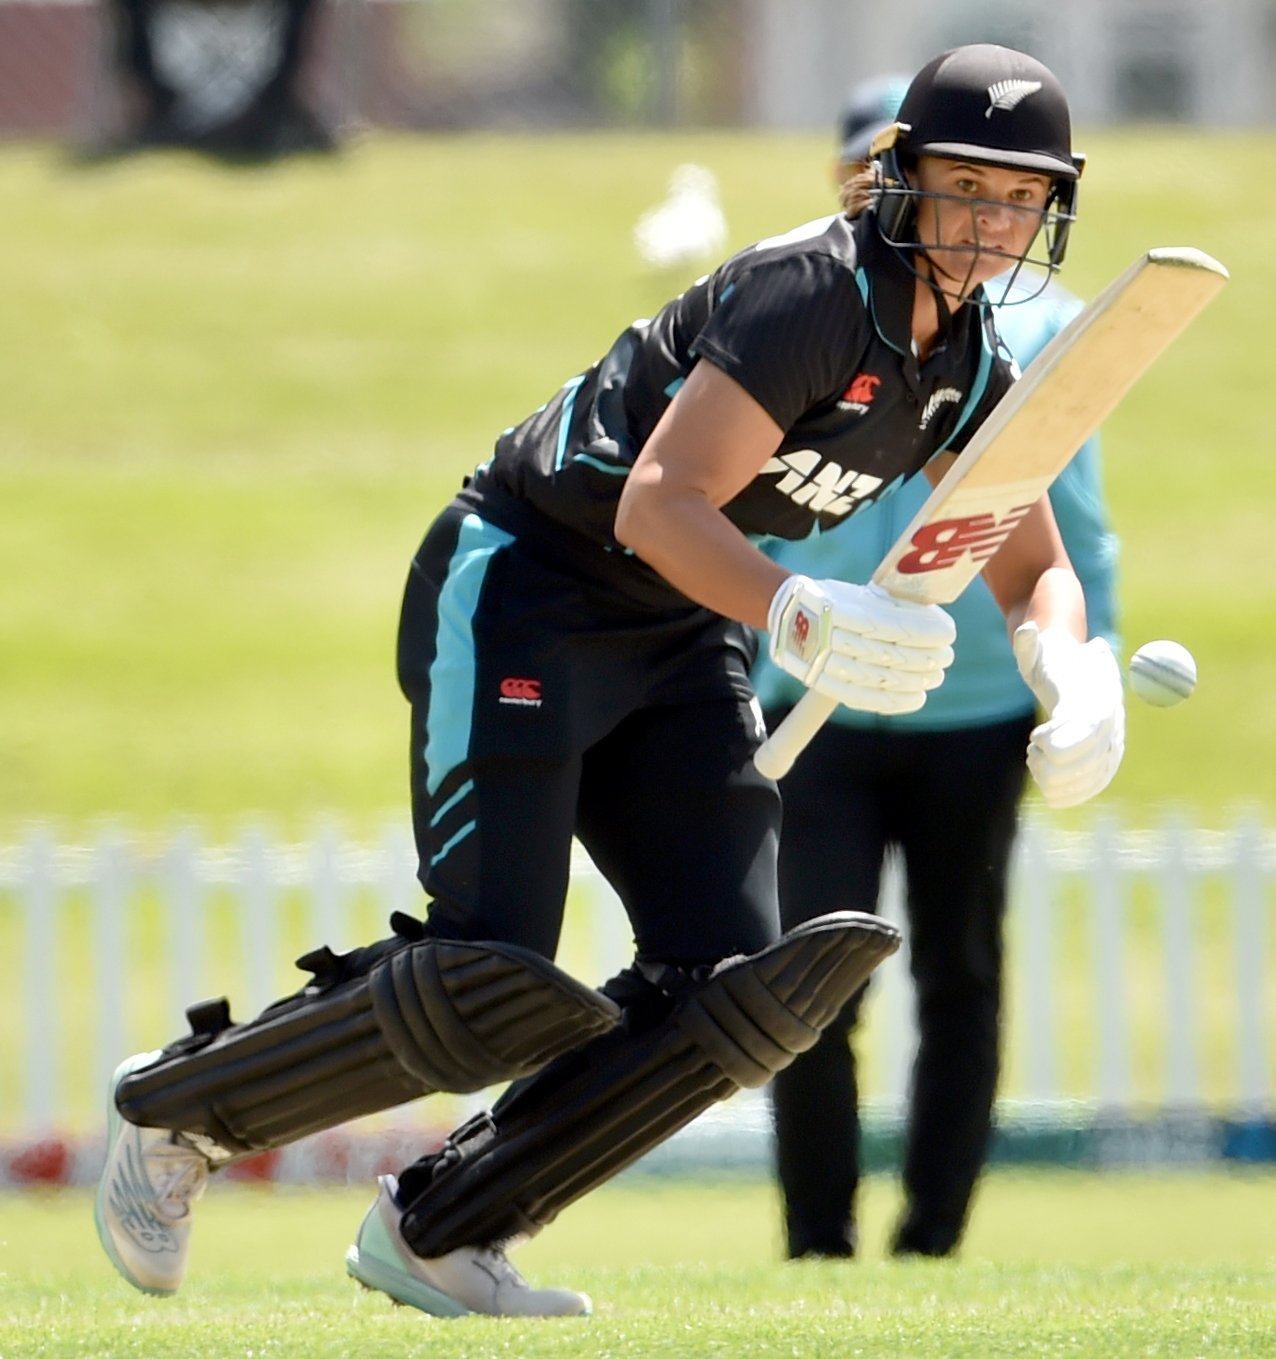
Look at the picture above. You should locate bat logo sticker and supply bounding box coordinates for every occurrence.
[894,506,1034,574]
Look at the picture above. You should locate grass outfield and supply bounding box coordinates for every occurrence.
[4,1173,1275,1357]
[0,130,1272,836]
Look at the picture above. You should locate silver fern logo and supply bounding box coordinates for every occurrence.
[918,387,963,431]
[985,79,1042,117]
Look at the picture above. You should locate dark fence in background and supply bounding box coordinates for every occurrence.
[0,0,747,144]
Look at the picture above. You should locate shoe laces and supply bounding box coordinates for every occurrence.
[473,1246,530,1292]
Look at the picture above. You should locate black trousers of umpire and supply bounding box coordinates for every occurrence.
[766,709,1035,1258]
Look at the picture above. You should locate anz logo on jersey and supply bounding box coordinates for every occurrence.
[760,449,883,518]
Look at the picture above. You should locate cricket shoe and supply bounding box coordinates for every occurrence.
[93,1051,211,1295]
[346,1175,591,1318]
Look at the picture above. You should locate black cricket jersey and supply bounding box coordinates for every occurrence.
[462,212,1014,609]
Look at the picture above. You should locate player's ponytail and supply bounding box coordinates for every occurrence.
[839,167,875,219]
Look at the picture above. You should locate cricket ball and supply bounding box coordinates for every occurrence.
[1128,640,1197,707]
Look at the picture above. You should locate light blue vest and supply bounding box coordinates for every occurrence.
[751,283,1120,729]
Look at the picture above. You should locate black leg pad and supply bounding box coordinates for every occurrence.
[398,911,899,1256]
[115,934,620,1163]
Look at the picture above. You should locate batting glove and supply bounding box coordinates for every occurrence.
[767,575,956,716]
[1013,622,1126,809]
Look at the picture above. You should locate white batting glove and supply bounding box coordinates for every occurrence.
[1013,622,1126,809]
[767,575,956,716]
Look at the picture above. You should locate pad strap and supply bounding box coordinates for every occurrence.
[116,927,620,1162]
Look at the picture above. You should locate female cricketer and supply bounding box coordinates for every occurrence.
[96,43,1124,1318]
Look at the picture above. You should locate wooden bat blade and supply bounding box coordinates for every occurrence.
[877,246,1228,606]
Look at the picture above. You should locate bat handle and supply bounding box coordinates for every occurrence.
[753,689,839,780]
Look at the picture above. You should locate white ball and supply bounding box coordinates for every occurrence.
[1128,640,1197,707]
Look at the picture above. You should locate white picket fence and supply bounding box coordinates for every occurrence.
[0,817,1272,1141]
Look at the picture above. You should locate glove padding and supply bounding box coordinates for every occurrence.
[767,575,955,716]
[1013,622,1125,809]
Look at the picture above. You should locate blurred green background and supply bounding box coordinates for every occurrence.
[1,129,1269,839]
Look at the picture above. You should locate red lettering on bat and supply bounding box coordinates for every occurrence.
[894,506,1033,574]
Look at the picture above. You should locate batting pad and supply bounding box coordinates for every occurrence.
[115,935,620,1162]
[399,911,900,1256]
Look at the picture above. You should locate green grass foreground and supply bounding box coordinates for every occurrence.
[3,1173,1275,1357]
[1,130,1273,835]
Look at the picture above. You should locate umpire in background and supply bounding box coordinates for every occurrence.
[754,76,1120,1260]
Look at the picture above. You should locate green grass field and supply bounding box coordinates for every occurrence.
[1,129,1273,838]
[4,1174,1275,1357]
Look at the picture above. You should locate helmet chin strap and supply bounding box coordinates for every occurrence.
[912,252,961,354]
[921,249,978,301]
[896,168,985,327]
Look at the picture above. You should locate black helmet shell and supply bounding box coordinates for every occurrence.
[896,44,1079,181]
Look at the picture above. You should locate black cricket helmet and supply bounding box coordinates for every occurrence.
[873,44,1084,275]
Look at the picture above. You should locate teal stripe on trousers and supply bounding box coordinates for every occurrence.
[425,513,514,797]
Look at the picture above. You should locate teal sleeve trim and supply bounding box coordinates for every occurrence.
[553,376,587,472]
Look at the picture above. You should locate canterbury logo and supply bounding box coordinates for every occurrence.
[838,372,881,410]
[986,79,1042,116]
[894,506,1033,574]
[760,449,883,518]
[499,677,542,706]
[918,386,963,431]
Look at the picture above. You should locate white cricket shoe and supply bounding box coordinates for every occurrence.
[93,1051,211,1295]
[346,1175,591,1318]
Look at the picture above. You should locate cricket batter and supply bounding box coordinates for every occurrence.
[96,44,1124,1317]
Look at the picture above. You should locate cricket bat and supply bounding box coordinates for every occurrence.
[754,246,1229,781]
